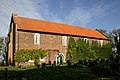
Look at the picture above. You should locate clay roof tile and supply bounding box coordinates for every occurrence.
[13,15,109,40]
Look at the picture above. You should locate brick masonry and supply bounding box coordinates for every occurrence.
[7,21,109,66]
[16,31,68,64]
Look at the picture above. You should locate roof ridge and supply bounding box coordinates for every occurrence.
[13,14,109,40]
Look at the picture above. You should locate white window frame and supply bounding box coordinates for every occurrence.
[34,33,40,45]
[62,36,67,46]
[100,40,103,46]
[84,38,88,42]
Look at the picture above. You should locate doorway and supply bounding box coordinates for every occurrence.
[56,54,64,65]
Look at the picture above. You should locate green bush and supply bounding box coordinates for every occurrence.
[91,42,112,60]
[66,37,112,63]
[14,49,30,63]
[34,59,40,67]
[66,37,77,63]
[14,49,47,66]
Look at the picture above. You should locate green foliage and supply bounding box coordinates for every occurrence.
[91,41,99,50]
[67,37,112,63]
[34,59,39,66]
[76,38,88,61]
[32,49,47,66]
[91,41,112,60]
[14,49,30,63]
[14,49,47,64]
[66,37,76,63]
[76,38,97,61]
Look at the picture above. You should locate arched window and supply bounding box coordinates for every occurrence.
[34,33,40,45]
[84,38,88,42]
[62,36,67,46]
[100,40,103,46]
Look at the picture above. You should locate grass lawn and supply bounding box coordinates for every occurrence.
[0,66,119,80]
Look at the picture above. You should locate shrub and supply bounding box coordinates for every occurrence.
[14,49,30,63]
[66,37,76,63]
[14,49,46,67]
[67,37,112,63]
[34,59,40,68]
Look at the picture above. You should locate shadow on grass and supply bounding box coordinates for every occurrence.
[0,67,26,80]
[0,66,94,80]
[0,66,120,80]
[25,66,94,80]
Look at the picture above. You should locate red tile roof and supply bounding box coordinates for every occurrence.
[13,14,109,40]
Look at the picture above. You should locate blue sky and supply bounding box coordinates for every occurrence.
[0,0,120,36]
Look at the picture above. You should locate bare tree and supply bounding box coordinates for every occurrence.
[110,28,120,55]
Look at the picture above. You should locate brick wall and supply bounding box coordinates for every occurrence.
[16,31,68,64]
[8,27,109,65]
[7,23,14,64]
[15,30,109,64]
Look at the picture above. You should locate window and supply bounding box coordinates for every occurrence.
[62,36,67,46]
[84,38,88,42]
[100,40,103,46]
[34,33,40,45]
